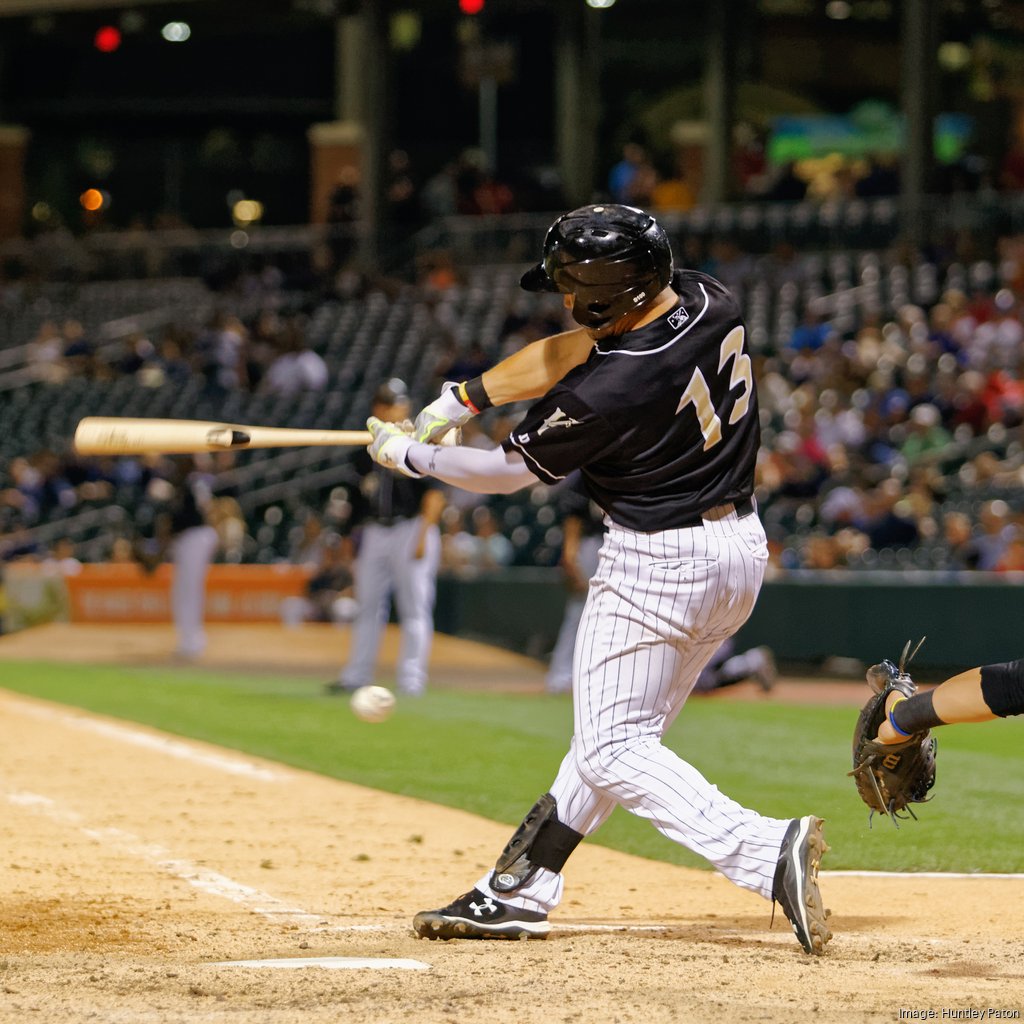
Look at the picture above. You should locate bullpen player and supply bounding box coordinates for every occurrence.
[368,204,832,954]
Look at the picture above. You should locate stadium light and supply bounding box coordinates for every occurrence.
[586,0,617,8]
[161,21,191,42]
[93,25,121,52]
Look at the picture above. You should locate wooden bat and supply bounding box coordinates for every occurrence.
[73,417,373,456]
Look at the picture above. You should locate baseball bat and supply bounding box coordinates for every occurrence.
[73,417,373,456]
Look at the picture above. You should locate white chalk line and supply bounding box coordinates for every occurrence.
[5,790,349,933]
[823,870,1024,880]
[0,791,700,940]
[212,957,429,971]
[4,699,286,782]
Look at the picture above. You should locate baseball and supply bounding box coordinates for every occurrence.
[349,685,396,723]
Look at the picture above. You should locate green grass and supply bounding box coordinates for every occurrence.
[2,661,1021,873]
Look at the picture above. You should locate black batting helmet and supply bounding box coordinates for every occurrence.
[520,204,673,330]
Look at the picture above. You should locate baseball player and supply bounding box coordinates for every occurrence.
[873,657,1024,744]
[367,204,831,954]
[327,380,445,697]
[145,456,219,660]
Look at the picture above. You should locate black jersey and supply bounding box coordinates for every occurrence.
[501,270,759,532]
[349,450,438,527]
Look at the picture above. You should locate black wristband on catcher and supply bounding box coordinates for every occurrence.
[890,690,944,734]
[980,659,1024,717]
[462,376,493,413]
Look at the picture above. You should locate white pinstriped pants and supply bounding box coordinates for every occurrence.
[475,505,791,912]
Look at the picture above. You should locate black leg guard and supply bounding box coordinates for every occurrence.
[490,793,584,894]
[980,660,1024,718]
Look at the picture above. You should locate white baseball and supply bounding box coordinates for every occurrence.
[349,685,396,723]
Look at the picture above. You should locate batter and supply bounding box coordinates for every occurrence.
[367,204,832,954]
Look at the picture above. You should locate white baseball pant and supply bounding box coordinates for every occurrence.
[475,504,791,912]
[171,524,219,657]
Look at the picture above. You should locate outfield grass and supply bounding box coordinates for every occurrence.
[2,660,1021,872]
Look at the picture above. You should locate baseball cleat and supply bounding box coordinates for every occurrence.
[772,816,832,955]
[324,680,359,696]
[412,888,550,941]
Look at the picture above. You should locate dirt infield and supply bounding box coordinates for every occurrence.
[1,625,1022,1023]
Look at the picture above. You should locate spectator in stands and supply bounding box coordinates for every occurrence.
[288,512,329,567]
[438,340,492,385]
[900,403,952,465]
[972,288,1023,371]
[195,312,248,395]
[607,139,648,204]
[995,528,1024,572]
[326,166,360,270]
[647,150,696,212]
[860,479,919,551]
[386,149,421,228]
[439,506,477,575]
[788,309,835,351]
[280,532,357,627]
[61,319,94,377]
[208,496,248,564]
[466,507,513,571]
[970,500,1016,570]
[26,319,66,384]
[261,326,329,396]
[940,511,977,569]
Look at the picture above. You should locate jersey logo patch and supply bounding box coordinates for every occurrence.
[537,407,583,436]
[667,306,689,330]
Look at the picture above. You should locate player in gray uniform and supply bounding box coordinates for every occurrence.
[367,204,832,954]
[328,381,445,697]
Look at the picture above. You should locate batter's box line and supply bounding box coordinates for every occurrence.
[822,870,1024,880]
[4,699,286,781]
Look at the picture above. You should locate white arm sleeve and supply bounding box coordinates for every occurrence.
[405,442,539,494]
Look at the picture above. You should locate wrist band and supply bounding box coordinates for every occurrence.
[887,695,912,737]
[456,381,480,414]
[890,689,944,733]
[462,376,493,414]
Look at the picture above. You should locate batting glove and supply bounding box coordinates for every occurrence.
[413,381,475,443]
[367,417,423,478]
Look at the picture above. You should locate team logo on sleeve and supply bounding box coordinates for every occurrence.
[537,407,583,435]
[667,306,689,330]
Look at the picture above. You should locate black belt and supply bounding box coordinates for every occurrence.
[676,497,756,529]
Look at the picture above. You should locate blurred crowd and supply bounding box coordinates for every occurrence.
[3,143,1024,580]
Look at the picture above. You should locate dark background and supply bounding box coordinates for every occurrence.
[2,0,1024,228]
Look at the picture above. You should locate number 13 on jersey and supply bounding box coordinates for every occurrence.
[675,325,753,451]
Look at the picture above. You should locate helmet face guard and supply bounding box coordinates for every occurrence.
[520,204,673,330]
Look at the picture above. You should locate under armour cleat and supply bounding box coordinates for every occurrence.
[772,816,833,955]
[412,888,550,941]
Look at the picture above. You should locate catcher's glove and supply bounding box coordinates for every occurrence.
[849,638,936,826]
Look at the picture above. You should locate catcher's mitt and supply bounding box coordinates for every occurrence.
[849,638,936,826]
